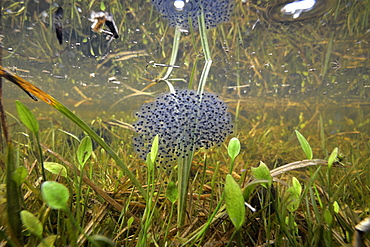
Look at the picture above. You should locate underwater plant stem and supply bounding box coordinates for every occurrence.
[35,135,47,181]
[0,26,9,148]
[187,194,225,246]
[164,202,175,242]
[64,209,100,247]
[6,142,24,246]
[322,33,334,81]
[197,10,212,97]
[138,153,157,245]
[177,149,194,228]
[161,27,181,81]
[0,81,7,147]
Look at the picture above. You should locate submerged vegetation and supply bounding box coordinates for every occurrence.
[0,0,369,246]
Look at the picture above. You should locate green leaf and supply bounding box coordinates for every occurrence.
[150,135,159,165]
[224,174,245,230]
[327,147,338,169]
[166,181,178,204]
[227,137,241,161]
[291,177,302,195]
[12,166,28,187]
[44,162,67,177]
[20,210,43,238]
[37,235,57,247]
[251,161,272,188]
[324,208,333,225]
[15,100,39,134]
[41,181,69,210]
[90,235,115,247]
[295,130,313,159]
[77,136,93,167]
[127,217,134,229]
[286,177,302,212]
[333,201,339,214]
[100,2,106,11]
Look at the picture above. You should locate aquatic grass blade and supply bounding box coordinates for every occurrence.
[225,174,245,230]
[41,181,69,210]
[177,149,195,227]
[20,210,43,238]
[6,142,24,245]
[295,130,313,160]
[1,67,147,200]
[160,28,181,81]
[197,10,212,96]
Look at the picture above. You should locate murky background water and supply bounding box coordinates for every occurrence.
[1,0,369,165]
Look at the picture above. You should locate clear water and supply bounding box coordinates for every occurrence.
[2,0,369,164]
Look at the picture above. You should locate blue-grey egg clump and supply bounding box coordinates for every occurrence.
[151,0,234,31]
[133,89,233,165]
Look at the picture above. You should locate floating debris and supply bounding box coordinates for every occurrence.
[265,0,334,22]
[89,11,119,39]
[151,0,234,32]
[281,0,316,19]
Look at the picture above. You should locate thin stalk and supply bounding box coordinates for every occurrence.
[164,202,175,242]
[186,194,225,246]
[160,27,181,81]
[6,143,23,246]
[177,148,195,228]
[197,10,212,97]
[35,135,47,181]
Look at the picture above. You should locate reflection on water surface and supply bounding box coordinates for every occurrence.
[1,0,369,162]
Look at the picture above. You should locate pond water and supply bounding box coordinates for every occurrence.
[1,0,369,166]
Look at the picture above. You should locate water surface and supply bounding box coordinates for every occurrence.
[2,0,369,165]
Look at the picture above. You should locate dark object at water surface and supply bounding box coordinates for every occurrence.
[54,7,63,45]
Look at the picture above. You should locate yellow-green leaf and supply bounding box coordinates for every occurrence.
[225,174,245,230]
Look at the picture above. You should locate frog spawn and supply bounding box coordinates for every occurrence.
[151,0,234,32]
[133,89,233,167]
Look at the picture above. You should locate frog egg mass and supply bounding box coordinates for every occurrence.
[151,0,234,32]
[133,89,233,164]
